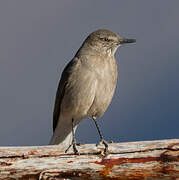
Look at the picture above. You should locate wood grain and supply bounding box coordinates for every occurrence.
[0,139,178,179]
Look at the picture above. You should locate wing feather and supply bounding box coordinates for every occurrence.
[53,58,79,132]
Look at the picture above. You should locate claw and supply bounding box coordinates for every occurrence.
[65,144,72,153]
[101,139,108,153]
[73,143,79,155]
[96,139,109,154]
[65,141,79,155]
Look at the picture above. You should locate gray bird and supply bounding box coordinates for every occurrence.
[50,29,136,154]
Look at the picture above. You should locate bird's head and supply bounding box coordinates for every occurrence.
[84,29,136,56]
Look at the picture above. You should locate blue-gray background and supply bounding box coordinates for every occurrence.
[0,1,178,146]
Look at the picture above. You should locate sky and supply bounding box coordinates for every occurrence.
[0,0,178,146]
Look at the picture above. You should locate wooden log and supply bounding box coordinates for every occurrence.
[0,139,178,179]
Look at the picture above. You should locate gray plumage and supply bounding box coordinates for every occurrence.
[50,29,136,150]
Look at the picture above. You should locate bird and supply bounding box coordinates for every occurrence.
[49,29,136,154]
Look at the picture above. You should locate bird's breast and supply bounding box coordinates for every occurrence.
[87,56,118,117]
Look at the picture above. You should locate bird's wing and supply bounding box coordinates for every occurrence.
[53,58,79,132]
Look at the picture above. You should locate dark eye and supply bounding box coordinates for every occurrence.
[100,37,112,42]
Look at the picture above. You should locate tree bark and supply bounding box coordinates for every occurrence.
[0,139,178,180]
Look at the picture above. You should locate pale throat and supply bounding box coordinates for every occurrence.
[106,45,120,56]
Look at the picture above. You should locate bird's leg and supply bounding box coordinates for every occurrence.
[71,118,79,154]
[65,118,79,155]
[92,117,108,153]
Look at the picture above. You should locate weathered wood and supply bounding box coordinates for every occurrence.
[0,139,178,180]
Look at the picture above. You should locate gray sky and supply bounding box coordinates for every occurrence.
[0,0,178,146]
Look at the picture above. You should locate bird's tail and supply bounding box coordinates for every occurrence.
[49,116,78,147]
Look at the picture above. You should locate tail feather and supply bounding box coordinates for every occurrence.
[49,116,78,147]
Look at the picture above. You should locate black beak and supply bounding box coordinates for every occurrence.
[119,38,136,44]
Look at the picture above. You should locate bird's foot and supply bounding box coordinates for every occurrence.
[65,140,79,155]
[96,139,109,154]
[72,142,79,155]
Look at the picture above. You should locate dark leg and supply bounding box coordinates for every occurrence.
[65,118,79,155]
[92,116,108,153]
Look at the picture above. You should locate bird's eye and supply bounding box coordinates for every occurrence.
[100,37,112,42]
